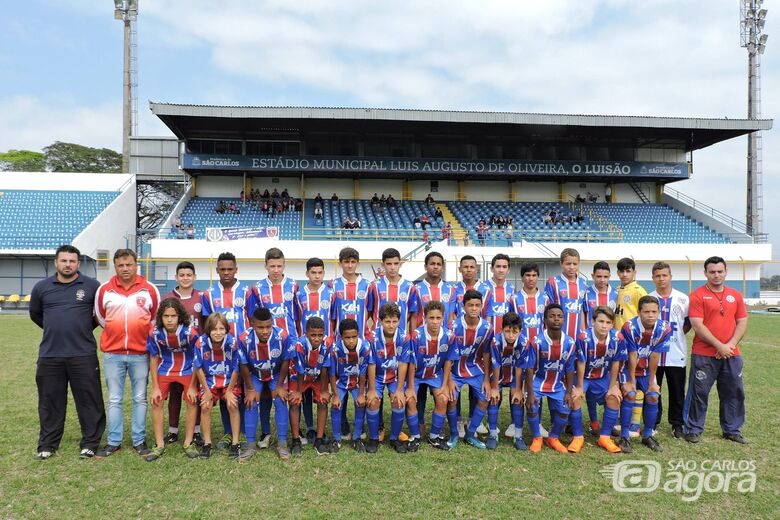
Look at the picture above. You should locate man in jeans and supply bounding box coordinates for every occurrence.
[29,244,104,460]
[94,249,160,457]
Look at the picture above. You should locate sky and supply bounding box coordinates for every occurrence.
[0,0,777,271]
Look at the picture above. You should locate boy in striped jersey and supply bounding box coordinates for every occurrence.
[584,261,618,327]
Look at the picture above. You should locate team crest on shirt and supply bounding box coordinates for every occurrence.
[270,348,281,358]
[136,296,146,307]
[262,294,271,303]
[234,297,245,307]
[203,351,211,360]
[516,305,525,313]
[399,292,408,302]
[623,295,631,303]
[214,298,222,307]
[284,292,294,301]
[75,289,85,301]
[726,295,735,303]
[336,291,344,298]
[422,295,430,303]
[441,294,450,303]
[560,290,568,297]
[320,300,330,310]
[379,292,387,299]
[194,303,202,312]
[249,350,256,359]
[357,290,367,299]
[419,347,426,354]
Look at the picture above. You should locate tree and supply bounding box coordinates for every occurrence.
[0,150,46,171]
[43,141,121,173]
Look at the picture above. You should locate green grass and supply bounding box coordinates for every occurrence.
[1,314,779,519]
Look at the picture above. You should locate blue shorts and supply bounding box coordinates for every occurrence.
[414,372,443,393]
[583,376,610,405]
[451,374,487,403]
[532,389,570,414]
[250,376,279,393]
[336,385,361,407]
[374,380,400,397]
[619,370,650,392]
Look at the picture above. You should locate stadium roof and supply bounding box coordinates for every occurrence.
[150,102,772,151]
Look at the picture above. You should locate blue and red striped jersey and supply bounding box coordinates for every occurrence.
[526,331,577,394]
[237,326,295,382]
[369,277,420,335]
[575,327,623,380]
[245,276,299,340]
[544,274,588,339]
[293,337,332,383]
[329,337,372,390]
[450,280,485,319]
[584,284,618,328]
[368,326,410,385]
[294,283,335,338]
[200,281,249,338]
[415,279,455,321]
[482,279,515,334]
[620,317,672,378]
[448,317,494,378]
[192,333,238,390]
[510,289,548,343]
[146,324,199,377]
[406,325,454,381]
[490,331,526,386]
[330,276,374,338]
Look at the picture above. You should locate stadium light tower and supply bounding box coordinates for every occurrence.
[741,0,769,237]
[114,0,138,174]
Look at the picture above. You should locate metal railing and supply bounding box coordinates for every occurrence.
[664,185,749,235]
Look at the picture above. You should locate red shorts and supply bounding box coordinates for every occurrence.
[299,380,322,403]
[198,385,242,405]
[158,374,193,400]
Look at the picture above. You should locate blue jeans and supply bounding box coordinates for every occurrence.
[103,353,149,446]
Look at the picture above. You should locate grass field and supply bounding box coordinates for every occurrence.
[0,313,778,519]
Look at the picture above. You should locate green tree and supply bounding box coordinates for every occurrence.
[0,150,46,171]
[43,141,121,173]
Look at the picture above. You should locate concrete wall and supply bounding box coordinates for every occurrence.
[517,182,560,202]
[0,172,133,191]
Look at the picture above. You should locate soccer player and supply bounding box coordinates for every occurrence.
[328,319,373,453]
[488,312,523,449]
[406,300,455,450]
[523,304,577,453]
[288,317,332,456]
[191,313,241,460]
[450,255,481,323]
[237,307,295,462]
[162,261,204,447]
[444,289,494,450]
[367,303,417,453]
[331,247,374,338]
[618,295,672,453]
[370,248,420,335]
[544,248,588,340]
[145,298,200,461]
[571,306,624,453]
[294,257,336,443]
[584,261,618,327]
[648,262,690,438]
[482,254,515,335]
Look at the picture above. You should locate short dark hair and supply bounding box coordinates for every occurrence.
[592,306,615,323]
[176,261,195,274]
[638,295,660,311]
[491,254,510,268]
[217,252,237,263]
[543,303,563,320]
[113,248,137,262]
[463,289,483,304]
[592,261,611,273]
[459,255,477,265]
[252,307,273,322]
[704,256,727,270]
[338,318,359,335]
[617,257,636,271]
[520,262,539,277]
[382,248,401,262]
[339,247,360,263]
[502,312,521,330]
[651,261,671,275]
[265,247,284,262]
[55,244,80,259]
[560,248,580,262]
[378,302,401,321]
[156,297,190,328]
[424,251,444,266]
[306,257,325,271]
[306,316,325,331]
[424,300,444,316]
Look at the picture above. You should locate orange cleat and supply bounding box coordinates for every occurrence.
[545,437,568,453]
[598,435,622,453]
[567,435,585,453]
[529,437,544,453]
[399,432,409,442]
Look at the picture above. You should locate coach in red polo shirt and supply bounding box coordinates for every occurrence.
[684,256,748,444]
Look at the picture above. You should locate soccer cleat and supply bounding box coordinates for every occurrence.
[616,437,633,454]
[228,443,240,459]
[628,425,640,439]
[163,432,179,445]
[199,443,213,459]
[133,442,151,456]
[366,439,380,454]
[35,450,55,461]
[428,435,449,451]
[486,436,498,450]
[399,432,410,442]
[407,437,421,452]
[545,437,568,453]
[672,425,685,439]
[611,425,621,437]
[378,427,386,442]
[456,420,466,439]
[351,439,366,453]
[305,429,316,445]
[192,432,205,447]
[330,440,342,454]
[529,437,543,453]
[95,444,120,459]
[539,424,549,439]
[723,433,748,444]
[216,434,232,450]
[314,439,331,455]
[257,434,272,449]
[144,446,165,462]
[464,434,487,450]
[513,437,527,451]
[290,438,303,455]
[390,440,408,453]
[79,448,95,459]
[642,436,663,452]
[238,445,257,463]
[476,422,489,435]
[597,435,622,453]
[685,433,701,444]
[504,423,516,438]
[277,444,291,461]
[589,421,600,436]
[567,435,585,454]
[447,434,460,450]
[183,444,200,459]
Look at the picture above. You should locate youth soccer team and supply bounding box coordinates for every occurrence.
[147,245,684,462]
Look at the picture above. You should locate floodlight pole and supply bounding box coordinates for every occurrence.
[115,1,138,174]
[741,0,768,237]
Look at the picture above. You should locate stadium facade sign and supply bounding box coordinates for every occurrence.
[205,226,279,241]
[183,154,689,179]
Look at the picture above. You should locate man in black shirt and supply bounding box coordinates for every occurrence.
[29,245,105,460]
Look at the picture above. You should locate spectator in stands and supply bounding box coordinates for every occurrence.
[30,244,105,461]
[543,213,552,227]
[575,193,586,203]
[380,194,387,207]
[444,222,454,245]
[387,194,396,207]
[422,229,429,243]
[186,224,195,239]
[173,214,182,229]
[314,206,323,220]
[229,202,240,214]
[497,215,506,229]
[476,223,487,246]
[315,192,324,205]
[434,206,443,220]
[295,198,303,212]
[343,216,353,230]
[240,190,245,204]
[506,215,513,228]
[371,193,380,204]
[282,188,289,200]
[353,217,362,229]
[425,193,434,209]
[261,200,269,215]
[421,214,431,230]
[331,193,339,202]
[272,188,280,199]
[262,189,270,200]
[215,201,225,214]
[550,209,558,225]
[413,216,421,229]
[505,223,514,241]
[605,184,612,203]
[576,209,585,223]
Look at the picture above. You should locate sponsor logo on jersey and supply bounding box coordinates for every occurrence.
[194,303,202,312]
[565,301,580,313]
[262,294,271,303]
[75,289,85,301]
[399,292,408,302]
[136,296,147,308]
[234,297,245,307]
[320,300,330,310]
[726,295,736,303]
[341,302,359,314]
[357,290,367,299]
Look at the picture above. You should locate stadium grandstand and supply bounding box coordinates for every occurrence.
[0,104,773,309]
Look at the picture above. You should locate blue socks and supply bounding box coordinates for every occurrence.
[407,411,420,438]
[467,406,487,437]
[488,403,500,435]
[600,406,619,437]
[511,404,524,436]
[364,408,377,441]
[430,412,446,437]
[569,408,583,437]
[642,392,659,438]
[273,396,288,442]
[620,394,635,439]
[390,408,405,441]
[527,401,541,437]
